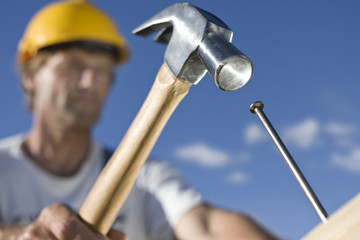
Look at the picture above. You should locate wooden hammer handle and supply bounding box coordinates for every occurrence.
[78,63,192,234]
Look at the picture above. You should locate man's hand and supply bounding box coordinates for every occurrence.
[1,204,126,240]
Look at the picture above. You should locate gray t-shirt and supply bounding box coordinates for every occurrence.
[0,134,203,240]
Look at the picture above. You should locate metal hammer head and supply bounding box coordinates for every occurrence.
[133,2,253,91]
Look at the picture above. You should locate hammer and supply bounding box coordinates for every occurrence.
[79,2,252,235]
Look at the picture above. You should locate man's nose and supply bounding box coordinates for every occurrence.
[78,68,97,89]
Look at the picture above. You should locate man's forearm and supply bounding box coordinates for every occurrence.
[0,225,29,239]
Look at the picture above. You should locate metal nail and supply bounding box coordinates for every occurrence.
[250,101,328,223]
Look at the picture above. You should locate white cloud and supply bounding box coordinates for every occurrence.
[325,122,357,136]
[174,142,231,167]
[242,117,360,174]
[244,123,268,144]
[233,152,252,163]
[282,118,320,149]
[332,148,360,172]
[324,122,358,149]
[225,171,249,184]
[334,138,357,149]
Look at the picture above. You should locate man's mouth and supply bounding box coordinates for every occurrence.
[71,93,98,107]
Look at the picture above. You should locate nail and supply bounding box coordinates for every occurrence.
[250,101,328,223]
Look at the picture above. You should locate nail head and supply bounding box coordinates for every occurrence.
[250,101,264,114]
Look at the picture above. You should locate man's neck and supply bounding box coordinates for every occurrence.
[23,124,92,177]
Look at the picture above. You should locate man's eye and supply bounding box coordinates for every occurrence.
[95,68,113,78]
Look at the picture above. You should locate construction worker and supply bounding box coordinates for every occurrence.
[0,0,278,239]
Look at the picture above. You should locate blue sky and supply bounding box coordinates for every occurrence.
[1,0,360,239]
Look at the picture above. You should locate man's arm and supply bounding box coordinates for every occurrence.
[175,203,279,240]
[0,203,126,240]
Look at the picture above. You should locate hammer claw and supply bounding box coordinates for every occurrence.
[132,20,172,38]
[153,26,173,44]
[132,3,179,37]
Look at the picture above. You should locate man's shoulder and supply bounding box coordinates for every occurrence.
[0,134,25,176]
[136,157,183,187]
[99,147,178,187]
[0,134,24,153]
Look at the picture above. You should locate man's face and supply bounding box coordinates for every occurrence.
[30,48,116,132]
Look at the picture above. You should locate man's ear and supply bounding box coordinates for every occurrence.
[21,74,35,96]
[21,73,38,110]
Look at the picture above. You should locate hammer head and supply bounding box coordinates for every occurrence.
[133,2,253,91]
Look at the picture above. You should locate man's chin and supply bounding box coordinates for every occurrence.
[67,119,98,133]
[63,112,100,132]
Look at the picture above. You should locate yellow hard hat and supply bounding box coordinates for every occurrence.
[18,0,129,64]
